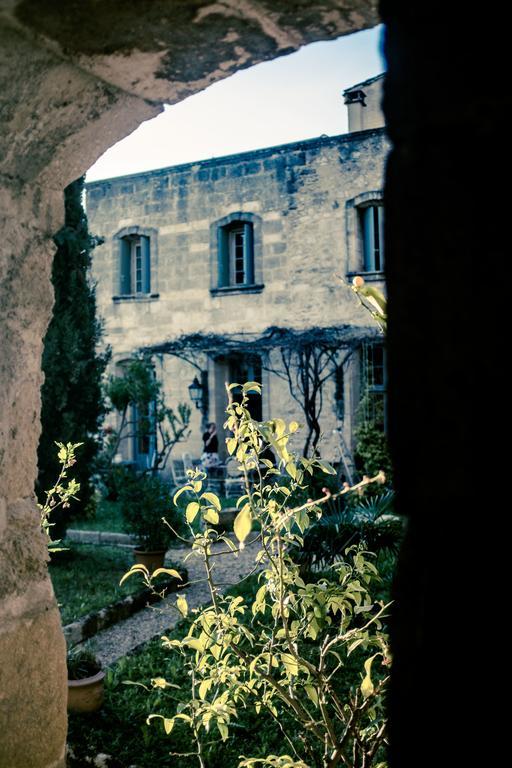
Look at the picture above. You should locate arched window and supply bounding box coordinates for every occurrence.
[218,220,254,287]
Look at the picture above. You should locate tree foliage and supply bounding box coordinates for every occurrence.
[37,177,110,538]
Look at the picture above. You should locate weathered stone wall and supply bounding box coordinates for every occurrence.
[0,3,380,764]
[87,130,388,460]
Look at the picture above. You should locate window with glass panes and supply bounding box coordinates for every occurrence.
[362,342,387,430]
[120,234,151,295]
[361,204,384,272]
[217,221,254,287]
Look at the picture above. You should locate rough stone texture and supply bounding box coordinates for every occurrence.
[0,3,380,766]
[0,598,67,768]
[87,128,389,460]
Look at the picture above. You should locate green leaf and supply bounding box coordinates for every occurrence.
[203,508,219,525]
[316,459,336,475]
[217,721,229,741]
[226,437,237,455]
[119,563,149,586]
[164,718,174,735]
[201,492,221,510]
[176,595,188,617]
[186,501,200,523]
[198,679,212,700]
[285,462,297,480]
[173,485,192,505]
[281,653,299,676]
[233,506,252,543]
[151,568,182,581]
[304,684,319,706]
[242,381,262,394]
[361,653,379,699]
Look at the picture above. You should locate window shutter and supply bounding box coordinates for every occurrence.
[141,236,151,293]
[217,226,229,286]
[363,207,375,271]
[120,238,131,294]
[243,223,254,285]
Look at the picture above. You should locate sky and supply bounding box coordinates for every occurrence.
[86,25,385,182]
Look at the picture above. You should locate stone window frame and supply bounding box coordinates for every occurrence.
[112,225,160,302]
[345,191,385,281]
[210,211,264,295]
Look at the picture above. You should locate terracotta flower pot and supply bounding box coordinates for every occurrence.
[67,670,105,713]
[133,547,167,572]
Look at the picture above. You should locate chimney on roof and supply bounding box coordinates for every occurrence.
[343,74,386,133]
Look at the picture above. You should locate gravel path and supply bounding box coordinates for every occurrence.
[89,535,262,667]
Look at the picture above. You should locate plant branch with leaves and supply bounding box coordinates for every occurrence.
[123,384,391,768]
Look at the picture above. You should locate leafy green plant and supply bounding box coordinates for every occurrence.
[124,384,391,768]
[102,356,191,475]
[119,471,182,551]
[38,441,82,551]
[67,647,102,680]
[295,490,402,572]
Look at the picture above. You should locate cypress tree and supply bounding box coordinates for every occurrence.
[37,177,110,538]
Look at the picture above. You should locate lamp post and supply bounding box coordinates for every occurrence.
[188,371,209,430]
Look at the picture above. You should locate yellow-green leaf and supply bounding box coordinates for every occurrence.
[186,501,200,523]
[285,462,297,480]
[119,563,149,586]
[203,508,219,525]
[164,718,174,735]
[198,679,211,700]
[201,492,221,510]
[217,721,229,741]
[304,684,319,706]
[361,653,379,699]
[151,568,182,581]
[233,506,252,543]
[177,595,188,617]
[173,485,192,505]
[226,437,237,455]
[281,653,299,676]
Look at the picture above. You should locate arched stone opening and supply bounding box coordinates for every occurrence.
[0,4,380,766]
[0,2,483,767]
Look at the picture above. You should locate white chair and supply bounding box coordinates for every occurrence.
[224,457,245,499]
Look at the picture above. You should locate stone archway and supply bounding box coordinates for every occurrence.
[0,2,483,767]
[0,4,380,766]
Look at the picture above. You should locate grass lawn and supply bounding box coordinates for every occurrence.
[69,499,125,532]
[49,543,144,625]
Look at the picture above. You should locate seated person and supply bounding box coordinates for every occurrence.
[201,422,220,468]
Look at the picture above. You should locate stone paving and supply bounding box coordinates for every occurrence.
[88,535,262,668]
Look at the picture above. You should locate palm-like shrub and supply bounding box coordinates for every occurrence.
[296,489,402,571]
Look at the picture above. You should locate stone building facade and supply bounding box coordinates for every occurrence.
[86,74,388,471]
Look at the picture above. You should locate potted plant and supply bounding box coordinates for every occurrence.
[119,472,181,571]
[67,647,105,713]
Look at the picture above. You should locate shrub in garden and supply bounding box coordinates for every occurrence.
[124,383,391,768]
[296,489,402,572]
[119,471,183,551]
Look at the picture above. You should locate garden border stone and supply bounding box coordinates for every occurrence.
[66,529,135,546]
[63,567,188,646]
